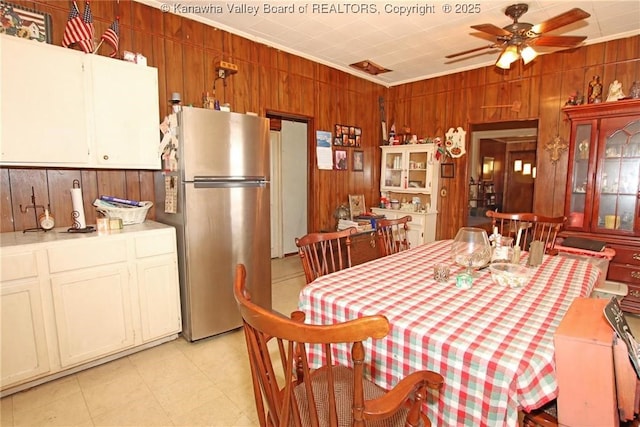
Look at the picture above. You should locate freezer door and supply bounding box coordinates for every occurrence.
[179,107,270,181]
[182,181,271,340]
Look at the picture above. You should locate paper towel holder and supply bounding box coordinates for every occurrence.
[67,179,95,234]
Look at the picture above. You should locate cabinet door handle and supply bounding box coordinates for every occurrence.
[631,271,640,280]
[369,239,376,248]
[633,253,640,261]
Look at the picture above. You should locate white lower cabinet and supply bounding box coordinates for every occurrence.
[371,208,438,247]
[51,265,135,368]
[0,222,181,394]
[136,255,180,343]
[1,278,50,387]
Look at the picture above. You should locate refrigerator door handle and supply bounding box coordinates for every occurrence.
[193,176,266,182]
[193,180,267,189]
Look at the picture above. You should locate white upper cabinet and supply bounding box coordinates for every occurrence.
[0,35,160,169]
[0,36,90,165]
[380,144,437,194]
[89,54,160,169]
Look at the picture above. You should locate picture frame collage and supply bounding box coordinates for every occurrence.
[333,124,363,171]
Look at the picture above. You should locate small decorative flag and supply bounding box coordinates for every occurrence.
[101,18,119,58]
[79,1,95,53]
[62,2,88,49]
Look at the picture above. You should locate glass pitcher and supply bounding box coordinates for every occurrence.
[491,236,514,263]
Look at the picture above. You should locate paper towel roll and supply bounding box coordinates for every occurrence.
[70,187,87,229]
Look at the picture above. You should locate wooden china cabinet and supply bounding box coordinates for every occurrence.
[562,99,640,313]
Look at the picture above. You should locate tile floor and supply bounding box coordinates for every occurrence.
[0,256,307,427]
[1,256,639,426]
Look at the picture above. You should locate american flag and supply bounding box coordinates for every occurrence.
[101,18,119,58]
[62,1,93,53]
[79,1,95,53]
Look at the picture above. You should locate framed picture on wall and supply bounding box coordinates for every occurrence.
[335,149,347,170]
[441,163,455,178]
[353,150,364,171]
[0,1,52,43]
[334,123,362,147]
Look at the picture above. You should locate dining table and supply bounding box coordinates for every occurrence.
[297,239,601,426]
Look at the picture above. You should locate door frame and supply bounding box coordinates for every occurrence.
[267,111,315,237]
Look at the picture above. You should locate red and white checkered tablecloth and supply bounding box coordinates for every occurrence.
[298,239,600,427]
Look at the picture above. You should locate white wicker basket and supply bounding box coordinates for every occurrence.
[95,201,153,225]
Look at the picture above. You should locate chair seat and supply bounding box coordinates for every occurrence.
[294,365,424,427]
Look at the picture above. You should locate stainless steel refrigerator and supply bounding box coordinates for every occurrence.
[154,107,271,341]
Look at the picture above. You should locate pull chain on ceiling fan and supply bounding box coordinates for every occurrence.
[446,4,591,69]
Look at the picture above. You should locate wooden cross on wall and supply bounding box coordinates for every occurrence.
[545,136,568,164]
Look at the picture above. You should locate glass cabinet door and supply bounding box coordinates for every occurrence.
[596,118,640,233]
[383,150,403,190]
[381,146,435,193]
[567,123,593,228]
[407,150,430,192]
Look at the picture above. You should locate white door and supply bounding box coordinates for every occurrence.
[270,131,283,258]
[281,121,308,255]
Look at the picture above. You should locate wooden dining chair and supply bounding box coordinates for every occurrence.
[233,263,444,427]
[376,215,412,257]
[295,227,356,284]
[485,211,566,253]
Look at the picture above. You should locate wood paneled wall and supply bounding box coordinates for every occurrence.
[388,35,639,239]
[1,0,385,233]
[1,1,638,240]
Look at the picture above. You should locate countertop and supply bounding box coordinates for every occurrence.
[0,220,174,249]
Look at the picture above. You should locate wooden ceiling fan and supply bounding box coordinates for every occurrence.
[446,4,590,69]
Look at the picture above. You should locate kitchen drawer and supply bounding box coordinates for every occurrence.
[135,232,175,258]
[1,252,38,282]
[621,282,640,313]
[608,263,640,285]
[609,244,640,266]
[407,214,423,226]
[48,239,128,273]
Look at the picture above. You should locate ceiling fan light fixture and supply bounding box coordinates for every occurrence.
[495,45,519,69]
[520,45,538,65]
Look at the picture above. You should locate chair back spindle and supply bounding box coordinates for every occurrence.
[376,215,412,257]
[295,228,357,284]
[486,211,565,253]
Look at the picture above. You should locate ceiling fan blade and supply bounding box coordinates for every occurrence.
[532,8,590,34]
[529,35,587,47]
[471,24,512,36]
[445,44,497,59]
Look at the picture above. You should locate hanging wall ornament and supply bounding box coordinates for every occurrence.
[433,136,448,161]
[445,127,466,158]
[545,135,568,164]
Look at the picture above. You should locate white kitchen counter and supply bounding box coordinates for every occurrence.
[0,220,172,249]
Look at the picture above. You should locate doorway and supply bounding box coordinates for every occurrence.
[467,120,538,227]
[504,149,536,212]
[269,117,308,258]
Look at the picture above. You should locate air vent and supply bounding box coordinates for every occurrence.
[349,59,391,75]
